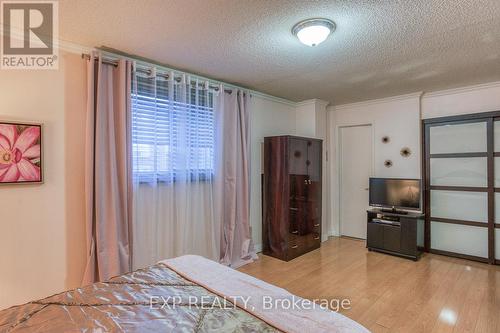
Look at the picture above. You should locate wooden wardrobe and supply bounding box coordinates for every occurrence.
[263,135,322,261]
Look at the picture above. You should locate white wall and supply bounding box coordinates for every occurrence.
[422,81,500,119]
[327,94,422,236]
[249,96,297,252]
[0,51,87,310]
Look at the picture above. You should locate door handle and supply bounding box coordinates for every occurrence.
[364,188,369,191]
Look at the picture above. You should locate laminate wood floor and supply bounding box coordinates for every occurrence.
[238,237,500,333]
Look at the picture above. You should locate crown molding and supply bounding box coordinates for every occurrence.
[97,47,298,108]
[0,26,93,55]
[423,81,500,98]
[250,92,298,107]
[331,92,423,111]
[315,99,330,109]
[296,99,317,107]
[56,39,93,54]
[296,99,330,108]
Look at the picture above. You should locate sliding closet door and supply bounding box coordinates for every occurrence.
[425,118,493,263]
[495,119,500,263]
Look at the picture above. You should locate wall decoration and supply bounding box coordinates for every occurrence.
[381,136,390,144]
[384,159,393,168]
[400,147,412,158]
[0,122,42,184]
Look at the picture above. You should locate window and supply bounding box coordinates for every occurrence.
[131,74,215,183]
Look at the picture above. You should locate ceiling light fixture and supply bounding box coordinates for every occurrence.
[292,18,336,47]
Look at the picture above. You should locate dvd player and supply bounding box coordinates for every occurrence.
[372,218,401,226]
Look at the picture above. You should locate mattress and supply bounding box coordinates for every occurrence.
[0,255,369,332]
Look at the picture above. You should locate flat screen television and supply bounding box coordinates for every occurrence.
[369,178,421,212]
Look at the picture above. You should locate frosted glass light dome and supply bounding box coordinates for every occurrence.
[292,18,336,47]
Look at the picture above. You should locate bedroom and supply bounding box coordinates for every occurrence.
[1,0,500,332]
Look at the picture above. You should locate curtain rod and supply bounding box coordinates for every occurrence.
[81,53,232,93]
[80,49,298,107]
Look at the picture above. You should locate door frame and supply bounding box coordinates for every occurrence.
[337,123,375,238]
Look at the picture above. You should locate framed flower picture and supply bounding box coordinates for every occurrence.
[0,122,43,184]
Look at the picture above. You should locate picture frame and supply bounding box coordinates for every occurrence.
[0,121,43,184]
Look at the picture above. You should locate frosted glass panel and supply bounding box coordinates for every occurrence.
[430,122,487,154]
[495,193,500,223]
[430,157,487,187]
[495,121,500,152]
[431,190,488,222]
[431,222,488,258]
[495,157,500,187]
[496,229,500,260]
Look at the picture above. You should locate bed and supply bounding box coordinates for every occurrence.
[0,255,369,332]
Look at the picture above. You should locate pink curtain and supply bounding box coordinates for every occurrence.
[83,54,133,284]
[216,89,257,268]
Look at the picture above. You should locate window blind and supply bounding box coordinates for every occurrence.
[131,75,215,183]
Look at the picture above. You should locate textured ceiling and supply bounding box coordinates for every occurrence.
[59,0,500,104]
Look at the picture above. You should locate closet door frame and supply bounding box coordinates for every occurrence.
[422,110,500,265]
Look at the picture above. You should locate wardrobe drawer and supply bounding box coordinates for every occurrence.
[312,219,321,233]
[287,235,308,260]
[288,242,301,260]
[306,232,320,249]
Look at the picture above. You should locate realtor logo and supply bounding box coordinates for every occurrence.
[1,0,58,69]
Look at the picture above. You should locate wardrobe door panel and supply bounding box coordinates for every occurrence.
[430,157,487,187]
[430,190,488,223]
[429,122,487,154]
[494,121,500,151]
[495,121,500,261]
[290,174,307,201]
[263,137,289,260]
[494,157,500,187]
[306,140,322,240]
[495,193,500,224]
[425,117,495,265]
[289,138,308,176]
[307,140,322,182]
[431,222,488,258]
[496,229,500,261]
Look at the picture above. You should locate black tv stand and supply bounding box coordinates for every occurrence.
[366,209,424,261]
[379,207,408,215]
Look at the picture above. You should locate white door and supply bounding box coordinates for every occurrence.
[340,125,372,239]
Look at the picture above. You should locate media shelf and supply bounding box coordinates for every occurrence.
[366,209,425,261]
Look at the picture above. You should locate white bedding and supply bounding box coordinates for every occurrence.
[161,255,370,333]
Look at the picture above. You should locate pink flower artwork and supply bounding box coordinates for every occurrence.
[0,123,42,184]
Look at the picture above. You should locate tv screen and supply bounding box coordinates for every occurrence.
[369,178,421,210]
